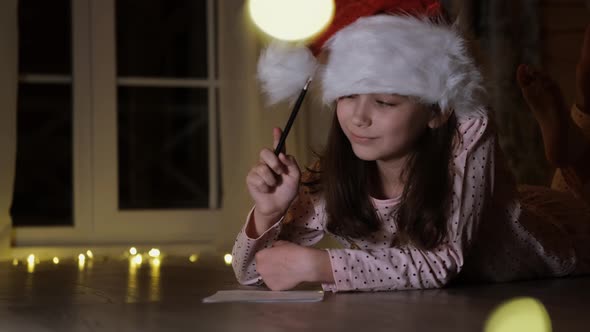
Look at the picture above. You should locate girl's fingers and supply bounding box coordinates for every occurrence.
[260,148,286,175]
[273,127,285,154]
[255,163,278,187]
[278,153,300,176]
[256,183,270,193]
[246,173,271,193]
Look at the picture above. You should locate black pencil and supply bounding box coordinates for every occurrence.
[273,77,312,155]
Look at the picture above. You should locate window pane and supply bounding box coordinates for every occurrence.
[116,0,208,78]
[11,84,73,226]
[118,87,209,209]
[18,0,72,75]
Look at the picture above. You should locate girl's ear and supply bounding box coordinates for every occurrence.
[427,108,453,129]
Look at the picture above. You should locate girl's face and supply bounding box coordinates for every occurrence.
[336,93,434,162]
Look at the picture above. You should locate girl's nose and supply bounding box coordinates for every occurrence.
[351,97,372,127]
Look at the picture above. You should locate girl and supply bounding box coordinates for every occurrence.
[232,0,590,292]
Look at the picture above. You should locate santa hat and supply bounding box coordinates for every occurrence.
[256,0,487,118]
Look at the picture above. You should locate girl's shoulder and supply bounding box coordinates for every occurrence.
[456,113,492,136]
[454,113,495,155]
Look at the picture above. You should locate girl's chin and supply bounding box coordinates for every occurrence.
[352,146,406,162]
[351,147,380,161]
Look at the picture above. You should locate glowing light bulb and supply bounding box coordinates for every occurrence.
[132,254,143,265]
[53,257,60,264]
[224,254,233,265]
[129,247,137,255]
[86,250,94,259]
[78,253,86,271]
[189,254,199,263]
[249,0,335,41]
[78,261,85,271]
[148,248,160,258]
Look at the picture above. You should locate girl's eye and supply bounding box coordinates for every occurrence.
[376,100,397,107]
[339,94,358,100]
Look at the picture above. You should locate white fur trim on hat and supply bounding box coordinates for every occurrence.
[256,15,487,117]
[322,15,487,117]
[257,42,317,105]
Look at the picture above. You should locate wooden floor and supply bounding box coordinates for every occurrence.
[1,254,589,331]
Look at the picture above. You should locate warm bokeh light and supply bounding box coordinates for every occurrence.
[148,248,161,258]
[248,0,335,41]
[78,254,86,271]
[150,257,161,268]
[149,257,161,302]
[12,258,19,266]
[485,297,552,332]
[127,256,139,301]
[53,257,60,264]
[86,250,94,259]
[132,254,143,265]
[129,247,137,255]
[27,254,36,273]
[224,254,233,265]
[189,254,199,263]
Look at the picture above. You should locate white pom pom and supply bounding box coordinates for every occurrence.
[257,42,317,105]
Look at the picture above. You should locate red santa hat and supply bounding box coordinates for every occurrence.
[256,0,486,118]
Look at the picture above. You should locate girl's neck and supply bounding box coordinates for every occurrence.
[371,157,407,199]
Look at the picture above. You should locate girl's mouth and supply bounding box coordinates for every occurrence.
[349,132,375,144]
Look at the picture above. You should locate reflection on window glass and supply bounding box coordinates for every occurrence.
[116,0,208,78]
[12,84,73,226]
[118,87,209,209]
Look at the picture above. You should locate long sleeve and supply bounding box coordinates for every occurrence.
[231,185,327,286]
[323,116,494,292]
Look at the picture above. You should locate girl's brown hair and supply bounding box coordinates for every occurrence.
[305,104,458,250]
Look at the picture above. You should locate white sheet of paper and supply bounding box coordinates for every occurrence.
[202,290,324,303]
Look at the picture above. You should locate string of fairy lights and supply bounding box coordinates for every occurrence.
[11,249,234,273]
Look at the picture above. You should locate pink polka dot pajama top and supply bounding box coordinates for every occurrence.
[232,114,590,292]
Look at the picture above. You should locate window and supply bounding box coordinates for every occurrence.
[115,0,219,210]
[13,0,221,245]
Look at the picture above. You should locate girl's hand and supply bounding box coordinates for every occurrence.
[246,128,301,233]
[255,241,332,291]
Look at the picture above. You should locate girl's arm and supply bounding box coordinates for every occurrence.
[251,241,335,290]
[231,185,327,286]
